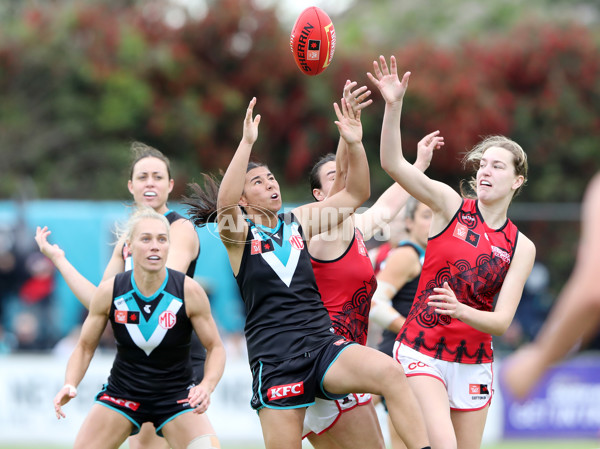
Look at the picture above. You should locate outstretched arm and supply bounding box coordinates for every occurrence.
[328,81,373,198]
[185,278,226,414]
[216,98,261,251]
[428,234,536,336]
[503,174,600,399]
[295,98,370,239]
[35,226,97,309]
[368,55,460,224]
[54,279,111,419]
[356,130,444,240]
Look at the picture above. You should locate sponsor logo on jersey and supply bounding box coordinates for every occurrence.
[491,245,511,263]
[115,310,140,324]
[469,383,490,395]
[453,223,479,247]
[99,394,140,411]
[355,230,368,256]
[251,239,262,255]
[289,234,304,250]
[267,381,304,401]
[159,310,177,329]
[251,238,275,255]
[458,212,477,228]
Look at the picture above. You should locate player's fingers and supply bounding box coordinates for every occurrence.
[390,55,397,75]
[379,55,389,75]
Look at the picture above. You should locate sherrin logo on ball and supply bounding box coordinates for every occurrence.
[290,6,336,76]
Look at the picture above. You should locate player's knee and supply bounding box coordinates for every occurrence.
[187,434,220,449]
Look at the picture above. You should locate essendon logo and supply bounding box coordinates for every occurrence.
[159,310,176,329]
[115,310,140,324]
[99,394,140,410]
[267,381,304,401]
[469,384,490,395]
[453,223,479,247]
[289,234,304,250]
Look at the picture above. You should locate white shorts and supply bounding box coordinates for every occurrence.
[302,393,372,437]
[395,343,493,411]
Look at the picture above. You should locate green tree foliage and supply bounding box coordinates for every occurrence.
[1,0,599,207]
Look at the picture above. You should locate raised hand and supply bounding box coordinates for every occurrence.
[415,130,445,171]
[343,80,373,119]
[334,98,362,145]
[35,226,64,263]
[242,97,261,145]
[367,55,410,105]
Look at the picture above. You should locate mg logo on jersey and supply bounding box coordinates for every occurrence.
[289,234,304,250]
[159,310,177,329]
[267,381,304,401]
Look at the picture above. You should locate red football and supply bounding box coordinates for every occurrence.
[290,6,336,76]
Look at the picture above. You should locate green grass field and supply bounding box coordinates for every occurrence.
[1,441,599,449]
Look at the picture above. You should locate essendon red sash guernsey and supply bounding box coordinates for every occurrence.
[311,229,377,346]
[397,199,519,364]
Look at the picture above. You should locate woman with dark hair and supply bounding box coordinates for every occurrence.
[185,96,430,449]
[302,82,442,449]
[369,55,536,449]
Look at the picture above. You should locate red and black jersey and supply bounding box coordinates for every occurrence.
[311,229,377,346]
[397,199,519,364]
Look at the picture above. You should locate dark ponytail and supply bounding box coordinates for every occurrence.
[182,173,221,227]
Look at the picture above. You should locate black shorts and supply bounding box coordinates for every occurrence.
[250,335,356,410]
[95,382,196,437]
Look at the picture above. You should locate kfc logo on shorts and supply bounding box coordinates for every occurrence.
[289,234,304,250]
[267,381,304,401]
[159,310,176,329]
[469,384,490,395]
[99,394,140,411]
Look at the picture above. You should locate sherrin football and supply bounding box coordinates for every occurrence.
[290,6,336,76]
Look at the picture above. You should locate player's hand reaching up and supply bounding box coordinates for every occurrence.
[334,98,362,145]
[242,97,261,146]
[415,130,445,171]
[367,55,410,106]
[343,80,372,119]
[35,226,64,263]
